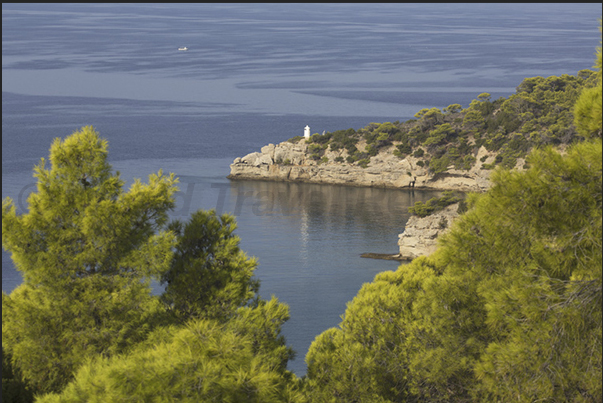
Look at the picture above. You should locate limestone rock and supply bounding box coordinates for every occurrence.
[229,139,493,192]
[240,152,261,166]
[258,153,274,165]
[260,143,275,158]
[398,203,460,260]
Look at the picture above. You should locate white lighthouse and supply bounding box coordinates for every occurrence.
[304,125,311,139]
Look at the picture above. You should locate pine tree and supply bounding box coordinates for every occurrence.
[35,298,304,403]
[161,209,260,322]
[574,19,602,139]
[2,126,179,393]
[304,24,602,400]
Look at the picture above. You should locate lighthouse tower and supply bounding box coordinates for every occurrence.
[304,125,311,139]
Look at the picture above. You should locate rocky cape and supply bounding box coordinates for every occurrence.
[228,139,523,260]
[227,138,509,192]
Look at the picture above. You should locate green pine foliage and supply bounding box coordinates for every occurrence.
[466,142,602,401]
[2,347,34,403]
[2,126,179,394]
[408,191,463,217]
[305,139,602,402]
[574,19,602,139]
[37,298,304,403]
[2,126,298,400]
[161,210,260,322]
[305,30,603,399]
[305,262,437,403]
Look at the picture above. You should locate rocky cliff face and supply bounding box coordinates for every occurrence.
[397,203,460,260]
[228,139,500,192]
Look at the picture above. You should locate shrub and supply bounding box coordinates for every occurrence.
[365,144,379,156]
[357,158,370,168]
[500,155,517,169]
[408,191,463,217]
[309,132,332,144]
[397,143,412,156]
[456,155,476,170]
[287,135,304,143]
[345,143,358,155]
[308,144,323,154]
[457,199,468,214]
[413,148,425,158]
[429,156,451,174]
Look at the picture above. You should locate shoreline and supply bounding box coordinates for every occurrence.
[226,172,469,192]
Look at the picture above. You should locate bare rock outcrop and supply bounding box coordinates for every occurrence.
[228,139,496,192]
[397,203,460,260]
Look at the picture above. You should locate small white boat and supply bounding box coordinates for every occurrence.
[178,47,188,51]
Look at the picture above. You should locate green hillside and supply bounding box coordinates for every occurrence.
[294,69,598,174]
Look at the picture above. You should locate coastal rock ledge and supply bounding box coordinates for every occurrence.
[228,139,496,192]
[397,203,460,260]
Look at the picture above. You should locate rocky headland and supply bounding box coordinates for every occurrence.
[227,139,484,260]
[228,138,504,192]
[226,71,591,260]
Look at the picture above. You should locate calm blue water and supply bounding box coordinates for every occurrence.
[2,3,600,376]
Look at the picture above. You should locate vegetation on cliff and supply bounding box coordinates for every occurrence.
[291,69,598,172]
[407,191,465,218]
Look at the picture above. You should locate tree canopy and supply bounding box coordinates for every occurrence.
[2,126,299,401]
[574,18,602,138]
[160,209,260,322]
[2,126,179,394]
[305,138,602,402]
[304,25,603,401]
[36,298,303,403]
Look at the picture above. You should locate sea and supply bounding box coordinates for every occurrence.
[2,3,600,376]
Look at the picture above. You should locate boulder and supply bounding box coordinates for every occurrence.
[241,152,260,165]
[257,153,274,165]
[260,143,275,158]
